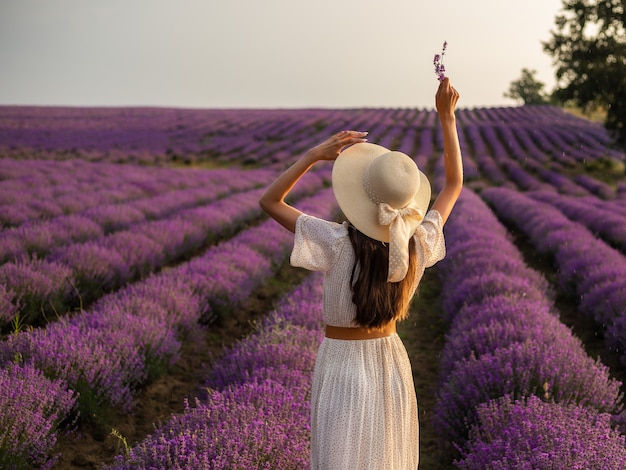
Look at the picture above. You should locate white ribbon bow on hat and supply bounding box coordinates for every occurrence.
[378,202,424,282]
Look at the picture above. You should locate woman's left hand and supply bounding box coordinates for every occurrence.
[305,130,368,162]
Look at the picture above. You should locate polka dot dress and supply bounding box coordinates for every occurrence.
[291,210,446,469]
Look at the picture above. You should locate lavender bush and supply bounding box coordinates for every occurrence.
[0,363,77,469]
[436,337,622,443]
[440,297,568,376]
[456,395,626,469]
[48,242,130,302]
[0,319,145,413]
[208,323,321,390]
[0,257,73,324]
[106,379,311,470]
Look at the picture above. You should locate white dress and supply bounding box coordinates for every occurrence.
[291,210,446,470]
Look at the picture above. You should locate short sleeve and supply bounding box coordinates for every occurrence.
[414,209,446,268]
[290,214,348,272]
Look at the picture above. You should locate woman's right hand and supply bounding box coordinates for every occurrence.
[305,130,368,162]
[435,78,460,118]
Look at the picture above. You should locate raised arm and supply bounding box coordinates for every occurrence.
[431,78,463,224]
[259,130,368,233]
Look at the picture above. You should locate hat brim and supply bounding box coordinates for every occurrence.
[332,142,431,243]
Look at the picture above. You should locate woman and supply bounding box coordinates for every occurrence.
[259,78,462,469]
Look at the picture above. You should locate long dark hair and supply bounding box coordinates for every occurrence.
[347,225,417,329]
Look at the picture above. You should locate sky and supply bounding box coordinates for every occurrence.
[0,0,565,109]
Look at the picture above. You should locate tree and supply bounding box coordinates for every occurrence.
[504,68,550,105]
[543,0,626,148]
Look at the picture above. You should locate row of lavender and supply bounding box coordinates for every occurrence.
[0,163,266,288]
[0,185,336,468]
[435,189,626,467]
[0,177,266,260]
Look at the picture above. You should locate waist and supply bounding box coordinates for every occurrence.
[325,322,397,340]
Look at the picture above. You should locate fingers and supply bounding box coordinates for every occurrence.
[437,78,457,95]
[336,130,367,139]
[335,130,368,147]
[436,78,460,105]
[310,130,368,161]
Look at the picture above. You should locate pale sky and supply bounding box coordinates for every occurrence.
[0,0,564,109]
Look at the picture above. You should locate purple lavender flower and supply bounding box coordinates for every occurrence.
[440,300,570,378]
[100,231,165,278]
[441,271,549,316]
[0,257,73,324]
[0,202,39,227]
[208,323,321,390]
[0,284,19,327]
[0,363,77,469]
[83,204,146,234]
[94,272,205,334]
[0,319,145,412]
[434,41,448,81]
[48,242,130,298]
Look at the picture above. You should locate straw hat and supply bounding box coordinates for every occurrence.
[332,142,431,281]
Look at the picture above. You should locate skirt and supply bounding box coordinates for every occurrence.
[310,333,418,469]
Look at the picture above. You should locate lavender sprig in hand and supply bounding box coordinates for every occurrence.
[434,41,448,81]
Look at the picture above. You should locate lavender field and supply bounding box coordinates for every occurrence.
[1,104,626,469]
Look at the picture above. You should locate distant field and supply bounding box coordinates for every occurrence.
[1,105,625,469]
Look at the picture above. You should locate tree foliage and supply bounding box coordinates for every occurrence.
[504,68,550,105]
[543,0,626,148]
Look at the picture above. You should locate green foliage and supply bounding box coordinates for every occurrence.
[582,155,626,180]
[543,0,626,148]
[0,450,30,470]
[143,350,171,384]
[504,68,550,105]
[110,428,131,457]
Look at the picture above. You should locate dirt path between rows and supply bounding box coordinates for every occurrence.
[399,267,456,469]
